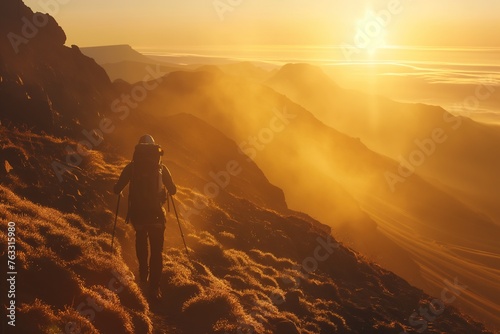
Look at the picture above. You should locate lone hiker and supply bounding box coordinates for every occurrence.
[113,134,176,300]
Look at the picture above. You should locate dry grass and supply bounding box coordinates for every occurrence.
[0,186,152,334]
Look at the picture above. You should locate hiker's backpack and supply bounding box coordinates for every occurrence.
[128,143,167,222]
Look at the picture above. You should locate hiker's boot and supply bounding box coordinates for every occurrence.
[149,285,162,302]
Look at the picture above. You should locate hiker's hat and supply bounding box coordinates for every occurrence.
[139,134,155,144]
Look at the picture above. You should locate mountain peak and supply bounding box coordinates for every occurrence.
[0,0,110,133]
[80,44,155,65]
[82,44,134,51]
[0,0,66,55]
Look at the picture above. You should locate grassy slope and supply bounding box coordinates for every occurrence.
[1,125,492,333]
[0,186,151,334]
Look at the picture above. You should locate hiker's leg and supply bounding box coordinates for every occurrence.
[148,224,165,290]
[135,227,149,282]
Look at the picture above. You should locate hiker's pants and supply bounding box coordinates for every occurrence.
[135,224,165,288]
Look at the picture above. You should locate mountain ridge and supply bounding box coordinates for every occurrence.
[137,66,500,329]
[267,62,500,224]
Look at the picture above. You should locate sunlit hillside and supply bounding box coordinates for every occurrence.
[0,109,492,334]
[130,63,500,329]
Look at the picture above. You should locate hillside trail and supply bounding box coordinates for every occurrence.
[119,248,181,334]
[118,217,191,334]
[149,309,181,334]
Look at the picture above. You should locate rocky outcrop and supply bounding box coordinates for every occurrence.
[0,0,113,133]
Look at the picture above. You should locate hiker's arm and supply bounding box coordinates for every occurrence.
[162,165,177,195]
[113,163,132,194]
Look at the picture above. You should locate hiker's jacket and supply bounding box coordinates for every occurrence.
[113,163,177,196]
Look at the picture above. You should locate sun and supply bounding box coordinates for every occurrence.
[354,9,388,56]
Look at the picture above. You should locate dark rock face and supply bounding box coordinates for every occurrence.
[0,0,112,133]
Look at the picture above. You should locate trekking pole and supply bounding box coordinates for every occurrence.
[167,192,170,212]
[110,193,121,254]
[169,194,190,259]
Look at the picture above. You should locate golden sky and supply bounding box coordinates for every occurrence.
[23,0,500,48]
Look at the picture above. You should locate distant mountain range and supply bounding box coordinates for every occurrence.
[267,63,500,224]
[80,45,275,84]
